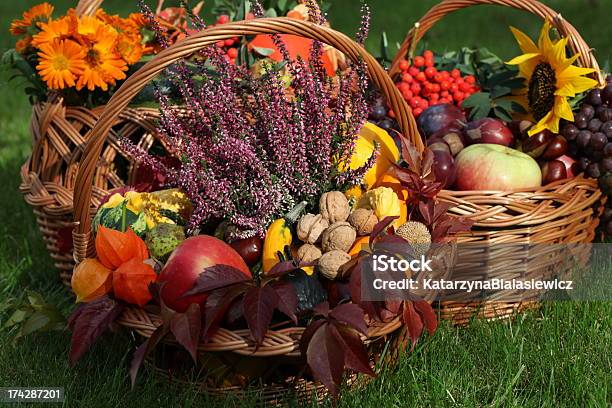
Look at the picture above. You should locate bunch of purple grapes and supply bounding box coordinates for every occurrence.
[561,76,612,236]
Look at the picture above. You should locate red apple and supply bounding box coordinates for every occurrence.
[464,118,514,146]
[455,144,542,191]
[159,235,251,312]
[556,155,577,178]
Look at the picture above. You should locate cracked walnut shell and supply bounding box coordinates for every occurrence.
[297,213,329,244]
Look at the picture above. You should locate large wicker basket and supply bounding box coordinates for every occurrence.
[18,0,168,287]
[68,17,448,402]
[389,0,606,325]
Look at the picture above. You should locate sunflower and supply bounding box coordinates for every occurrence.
[32,16,75,47]
[10,2,54,35]
[36,39,85,89]
[507,20,599,135]
[76,26,127,91]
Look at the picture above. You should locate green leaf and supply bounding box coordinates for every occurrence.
[462,92,492,120]
[277,0,287,10]
[252,47,275,57]
[493,106,514,122]
[490,86,512,99]
[264,8,277,17]
[3,308,31,329]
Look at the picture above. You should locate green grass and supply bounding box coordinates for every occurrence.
[0,1,611,406]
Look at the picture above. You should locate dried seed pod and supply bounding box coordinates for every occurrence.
[395,221,432,257]
[296,243,322,264]
[348,208,379,236]
[319,191,350,223]
[317,250,351,280]
[296,213,329,244]
[321,221,356,253]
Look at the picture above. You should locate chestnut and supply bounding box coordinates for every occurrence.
[541,160,567,185]
[230,236,263,267]
[522,130,554,158]
[541,135,568,160]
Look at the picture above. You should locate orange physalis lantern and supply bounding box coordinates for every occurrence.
[71,258,113,303]
[95,226,148,270]
[113,258,158,307]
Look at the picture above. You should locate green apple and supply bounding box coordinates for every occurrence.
[455,144,542,191]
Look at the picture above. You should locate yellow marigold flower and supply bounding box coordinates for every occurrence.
[32,16,75,47]
[10,2,54,36]
[507,20,599,135]
[36,39,85,89]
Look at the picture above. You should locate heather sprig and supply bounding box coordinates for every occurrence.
[124,3,374,240]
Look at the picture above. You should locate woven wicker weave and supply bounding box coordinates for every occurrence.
[69,17,437,401]
[389,0,605,325]
[19,0,166,286]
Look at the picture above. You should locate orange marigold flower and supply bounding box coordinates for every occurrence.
[32,16,76,47]
[128,13,148,28]
[116,36,144,65]
[16,36,33,54]
[36,39,85,89]
[77,26,127,91]
[10,2,54,36]
[76,15,114,41]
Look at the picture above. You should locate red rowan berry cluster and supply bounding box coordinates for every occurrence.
[394,50,480,117]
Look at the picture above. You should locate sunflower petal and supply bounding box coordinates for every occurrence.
[507,53,540,66]
[510,26,539,54]
[557,64,596,79]
[554,96,574,122]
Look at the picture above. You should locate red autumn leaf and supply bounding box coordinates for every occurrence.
[329,303,368,336]
[369,216,398,247]
[313,301,330,317]
[329,323,375,377]
[402,301,424,351]
[271,281,298,324]
[202,286,246,340]
[299,319,326,356]
[266,259,301,278]
[57,226,74,253]
[242,285,279,345]
[69,296,124,365]
[414,300,437,336]
[306,323,344,398]
[129,324,168,388]
[182,264,251,297]
[170,303,201,363]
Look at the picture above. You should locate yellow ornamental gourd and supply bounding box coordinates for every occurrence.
[262,202,308,273]
[342,122,400,198]
[355,187,402,227]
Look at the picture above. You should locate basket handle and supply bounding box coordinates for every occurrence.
[389,0,604,86]
[72,17,421,254]
[75,0,103,16]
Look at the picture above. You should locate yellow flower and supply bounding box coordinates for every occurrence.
[10,2,54,36]
[507,20,599,135]
[32,16,75,47]
[36,40,85,89]
[76,24,127,91]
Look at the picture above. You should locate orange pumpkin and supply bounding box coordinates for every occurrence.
[71,258,113,303]
[95,226,148,270]
[248,34,336,76]
[113,258,158,307]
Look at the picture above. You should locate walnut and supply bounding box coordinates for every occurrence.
[296,243,322,264]
[348,208,379,236]
[296,213,329,244]
[317,250,351,280]
[319,191,350,223]
[321,221,356,253]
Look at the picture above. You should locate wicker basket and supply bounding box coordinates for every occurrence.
[389,0,606,325]
[68,17,447,402]
[18,0,169,287]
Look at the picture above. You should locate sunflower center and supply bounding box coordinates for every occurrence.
[528,62,556,121]
[52,55,70,71]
